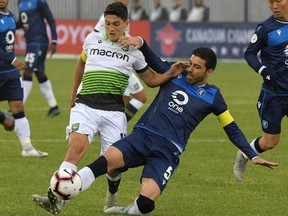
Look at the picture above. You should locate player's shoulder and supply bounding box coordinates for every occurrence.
[256,16,280,32]
[204,83,220,91]
[0,11,16,22]
[85,30,103,42]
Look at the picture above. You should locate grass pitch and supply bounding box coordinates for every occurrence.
[0,58,288,216]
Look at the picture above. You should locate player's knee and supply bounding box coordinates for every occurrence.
[36,73,48,83]
[136,194,155,214]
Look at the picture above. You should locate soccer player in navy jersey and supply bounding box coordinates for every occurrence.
[0,0,48,157]
[33,34,278,214]
[16,0,60,117]
[233,0,288,182]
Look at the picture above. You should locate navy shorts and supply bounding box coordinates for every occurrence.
[113,127,181,193]
[25,44,48,72]
[0,72,23,102]
[257,87,288,134]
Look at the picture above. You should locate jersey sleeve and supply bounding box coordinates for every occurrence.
[244,24,267,73]
[38,0,57,43]
[132,49,149,73]
[213,90,258,160]
[139,39,174,74]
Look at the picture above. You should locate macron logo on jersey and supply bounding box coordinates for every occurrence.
[88,48,129,62]
[168,90,189,114]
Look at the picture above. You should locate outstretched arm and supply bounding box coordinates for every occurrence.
[119,36,174,73]
[138,61,188,88]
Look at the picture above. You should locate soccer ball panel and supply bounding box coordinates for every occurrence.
[50,169,82,200]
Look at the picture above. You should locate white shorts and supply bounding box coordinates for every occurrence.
[123,73,144,96]
[66,103,127,153]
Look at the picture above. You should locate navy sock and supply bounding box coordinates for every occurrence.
[254,137,264,153]
[87,156,107,178]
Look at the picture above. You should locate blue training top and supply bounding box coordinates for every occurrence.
[17,0,57,45]
[245,15,288,93]
[0,10,19,78]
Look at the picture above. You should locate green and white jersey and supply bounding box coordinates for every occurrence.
[77,30,148,112]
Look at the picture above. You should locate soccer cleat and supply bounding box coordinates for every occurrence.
[32,188,65,215]
[22,148,48,157]
[47,106,61,118]
[233,150,248,182]
[104,190,118,211]
[104,205,147,215]
[104,205,132,214]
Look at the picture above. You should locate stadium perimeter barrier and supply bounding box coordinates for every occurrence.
[15,20,257,60]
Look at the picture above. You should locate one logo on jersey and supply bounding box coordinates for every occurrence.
[262,120,268,129]
[20,12,28,24]
[168,90,189,114]
[5,31,14,52]
[197,88,206,97]
[250,34,258,44]
[88,48,129,62]
[98,39,103,43]
[6,31,14,44]
[156,24,182,56]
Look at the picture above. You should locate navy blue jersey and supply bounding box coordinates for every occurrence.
[136,41,258,160]
[245,16,288,93]
[0,10,19,78]
[17,0,57,45]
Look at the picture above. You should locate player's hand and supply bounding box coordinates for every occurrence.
[49,43,57,58]
[261,68,276,87]
[1,115,15,131]
[252,157,278,169]
[12,58,26,71]
[169,61,190,77]
[70,95,76,108]
[119,36,142,49]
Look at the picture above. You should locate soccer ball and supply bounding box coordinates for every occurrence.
[50,168,82,200]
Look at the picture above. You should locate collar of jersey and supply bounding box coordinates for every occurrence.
[104,32,127,45]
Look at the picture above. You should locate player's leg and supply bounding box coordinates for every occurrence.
[22,45,38,104]
[34,47,60,117]
[99,110,127,211]
[105,134,179,215]
[22,69,33,104]
[124,73,147,121]
[234,91,283,181]
[32,103,97,214]
[35,71,60,118]
[5,77,48,157]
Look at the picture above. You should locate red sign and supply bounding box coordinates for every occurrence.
[15,20,150,56]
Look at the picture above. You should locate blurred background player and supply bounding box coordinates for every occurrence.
[169,0,187,22]
[0,111,14,131]
[0,0,48,157]
[130,0,148,21]
[234,0,288,182]
[16,0,60,118]
[94,0,147,122]
[149,0,169,21]
[186,0,209,22]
